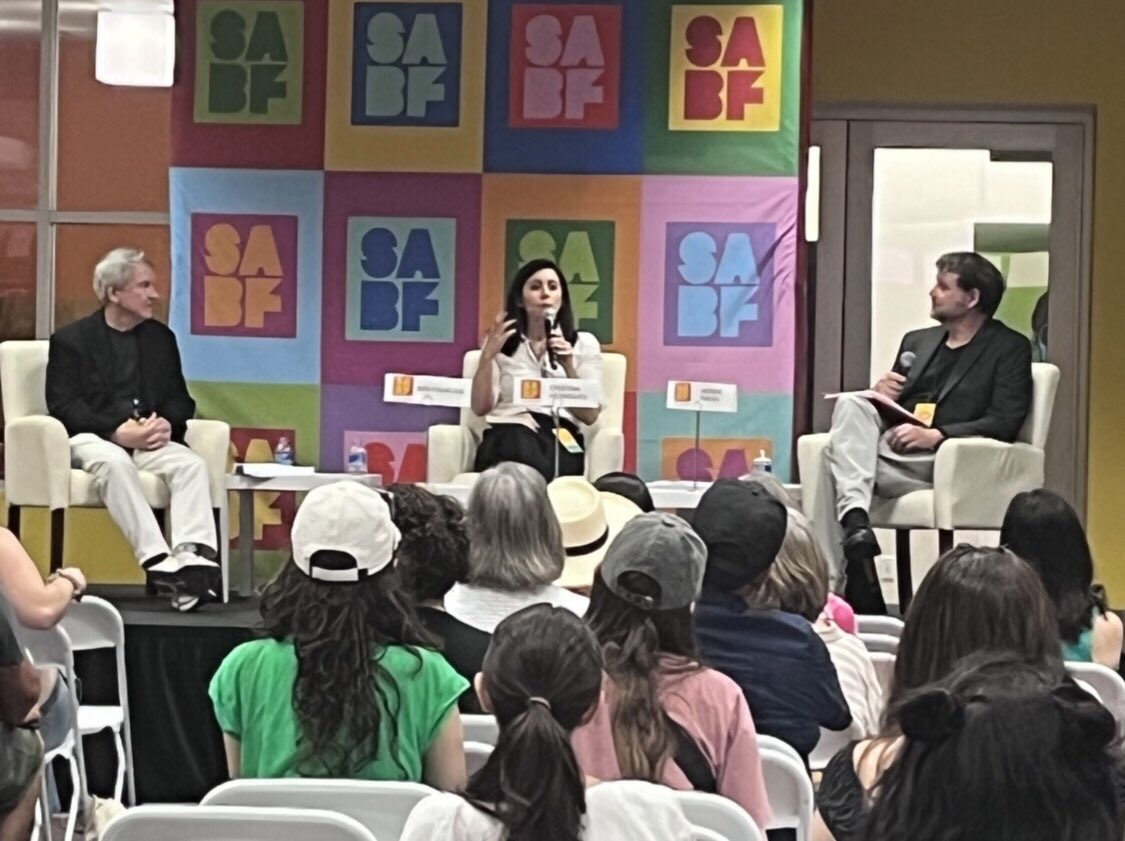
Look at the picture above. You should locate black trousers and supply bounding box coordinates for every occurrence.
[474,414,586,482]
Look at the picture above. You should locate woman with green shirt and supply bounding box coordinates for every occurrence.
[208,482,468,787]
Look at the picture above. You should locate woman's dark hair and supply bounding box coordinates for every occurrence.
[1001,489,1107,645]
[584,571,700,780]
[500,258,579,357]
[864,652,1122,841]
[389,483,469,604]
[259,557,437,777]
[464,605,603,841]
[889,544,1061,712]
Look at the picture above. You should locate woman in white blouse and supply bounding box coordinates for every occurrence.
[471,259,604,481]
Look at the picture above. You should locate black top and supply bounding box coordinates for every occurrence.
[105,322,143,420]
[0,612,21,669]
[817,741,867,841]
[902,341,968,411]
[418,606,490,713]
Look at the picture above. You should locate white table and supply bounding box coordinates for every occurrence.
[424,480,802,510]
[225,471,383,597]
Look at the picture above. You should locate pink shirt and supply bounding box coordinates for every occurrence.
[571,665,772,830]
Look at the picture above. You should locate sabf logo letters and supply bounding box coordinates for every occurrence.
[347,216,457,342]
[663,221,775,347]
[509,5,621,129]
[661,437,773,481]
[668,5,783,132]
[505,219,615,343]
[194,1,304,124]
[190,213,298,337]
[351,3,463,126]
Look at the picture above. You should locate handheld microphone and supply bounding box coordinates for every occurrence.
[544,307,558,370]
[898,350,916,373]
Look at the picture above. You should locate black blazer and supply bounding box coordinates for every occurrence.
[46,310,196,444]
[891,319,1032,442]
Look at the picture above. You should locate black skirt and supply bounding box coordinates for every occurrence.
[474,413,586,482]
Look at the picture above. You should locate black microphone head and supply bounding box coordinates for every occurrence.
[899,350,916,371]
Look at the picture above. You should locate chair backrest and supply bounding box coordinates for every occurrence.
[59,596,125,651]
[857,632,899,654]
[0,339,49,421]
[869,651,896,700]
[854,615,904,638]
[673,790,766,841]
[1065,661,1125,734]
[808,720,865,772]
[464,740,494,777]
[203,779,434,841]
[755,735,814,841]
[1019,362,1060,448]
[102,805,377,841]
[461,714,499,745]
[692,827,733,841]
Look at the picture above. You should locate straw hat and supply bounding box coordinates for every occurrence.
[547,476,643,589]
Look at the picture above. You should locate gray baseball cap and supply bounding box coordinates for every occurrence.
[599,512,707,611]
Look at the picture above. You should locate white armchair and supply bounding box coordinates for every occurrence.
[0,340,231,580]
[798,362,1060,608]
[426,351,627,483]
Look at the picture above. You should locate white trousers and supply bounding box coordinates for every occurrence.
[69,434,217,564]
[811,394,935,586]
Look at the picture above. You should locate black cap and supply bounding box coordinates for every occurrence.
[693,479,787,593]
[594,472,655,513]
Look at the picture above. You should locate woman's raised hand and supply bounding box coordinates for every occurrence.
[481,311,517,361]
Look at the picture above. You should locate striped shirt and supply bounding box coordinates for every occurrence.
[815,620,885,737]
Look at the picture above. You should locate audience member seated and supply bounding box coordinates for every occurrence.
[752,508,883,738]
[1001,489,1123,669]
[446,463,588,632]
[593,472,655,513]
[548,476,642,591]
[390,484,490,712]
[209,482,467,787]
[814,653,1125,841]
[572,513,772,829]
[0,605,41,841]
[401,604,698,841]
[692,480,851,762]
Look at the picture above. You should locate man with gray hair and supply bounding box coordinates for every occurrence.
[45,247,220,610]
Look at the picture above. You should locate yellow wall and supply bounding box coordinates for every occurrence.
[812,1,1125,597]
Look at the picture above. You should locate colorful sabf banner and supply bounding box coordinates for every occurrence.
[167,0,805,567]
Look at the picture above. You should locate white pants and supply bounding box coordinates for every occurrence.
[69,434,217,564]
[811,394,935,586]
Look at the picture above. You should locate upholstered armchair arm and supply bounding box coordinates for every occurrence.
[933,438,1044,530]
[185,419,232,507]
[796,433,831,522]
[427,425,477,483]
[586,429,624,481]
[5,416,72,509]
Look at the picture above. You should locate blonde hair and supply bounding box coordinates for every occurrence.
[749,508,830,621]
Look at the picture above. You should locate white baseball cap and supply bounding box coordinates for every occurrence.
[290,482,400,583]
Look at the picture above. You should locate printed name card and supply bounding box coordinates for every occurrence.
[383,374,472,408]
[666,380,738,413]
[513,378,602,409]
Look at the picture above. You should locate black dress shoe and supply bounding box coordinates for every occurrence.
[843,526,887,615]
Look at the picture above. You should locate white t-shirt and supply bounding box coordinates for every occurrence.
[486,331,604,427]
[445,582,589,634]
[815,619,884,736]
[400,780,697,841]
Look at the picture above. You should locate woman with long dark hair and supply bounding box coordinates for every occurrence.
[1001,489,1123,668]
[470,258,604,480]
[401,605,696,841]
[209,482,467,786]
[814,653,1124,841]
[571,513,772,829]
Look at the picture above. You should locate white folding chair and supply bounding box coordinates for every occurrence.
[869,651,896,700]
[15,623,86,841]
[693,827,735,841]
[101,805,377,841]
[673,790,766,841]
[755,735,814,841]
[461,714,499,745]
[203,778,435,841]
[808,720,864,772]
[1065,661,1125,735]
[59,596,135,805]
[464,740,493,777]
[858,632,899,654]
[854,615,905,638]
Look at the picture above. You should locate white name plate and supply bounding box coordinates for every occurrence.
[383,373,472,408]
[513,377,602,409]
[666,380,738,413]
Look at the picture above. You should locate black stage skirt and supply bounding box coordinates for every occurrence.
[474,413,586,481]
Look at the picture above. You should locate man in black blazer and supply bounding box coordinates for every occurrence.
[46,248,220,611]
[816,252,1032,613]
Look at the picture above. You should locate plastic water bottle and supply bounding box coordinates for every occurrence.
[274,436,294,466]
[752,449,773,475]
[347,440,368,474]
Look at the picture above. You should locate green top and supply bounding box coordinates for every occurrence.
[209,638,467,780]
